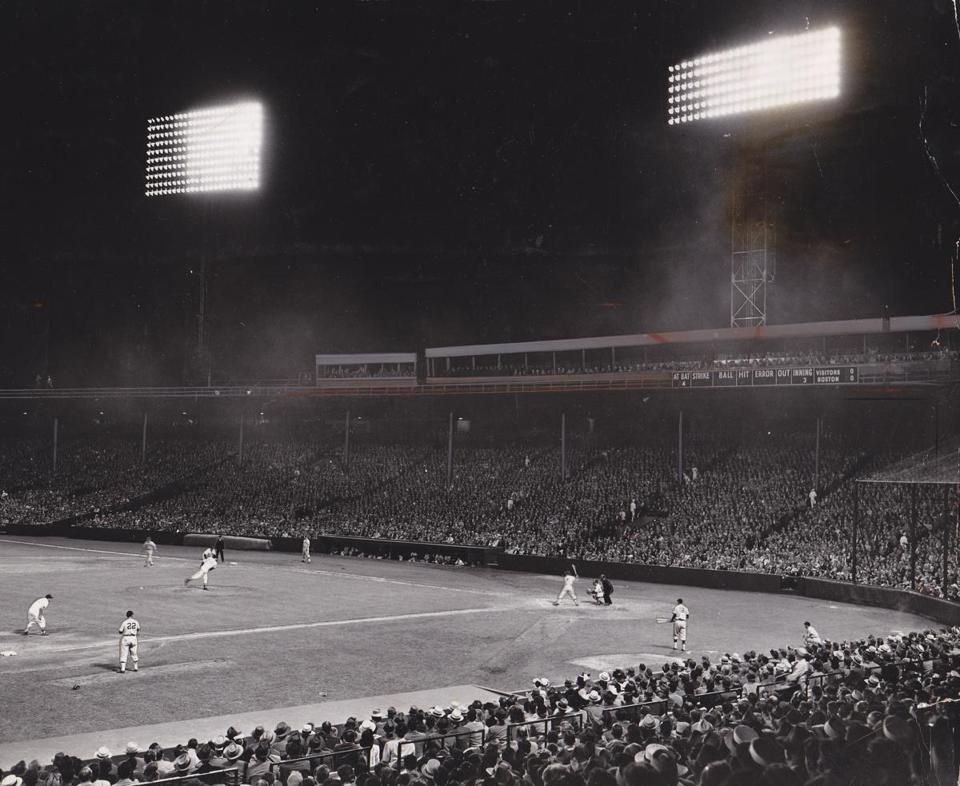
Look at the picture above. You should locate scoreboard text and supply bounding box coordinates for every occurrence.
[671,366,859,388]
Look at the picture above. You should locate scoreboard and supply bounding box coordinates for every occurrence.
[671,366,859,388]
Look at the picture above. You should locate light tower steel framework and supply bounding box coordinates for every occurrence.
[730,153,774,328]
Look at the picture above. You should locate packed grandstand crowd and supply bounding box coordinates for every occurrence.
[0,420,957,598]
[4,624,960,786]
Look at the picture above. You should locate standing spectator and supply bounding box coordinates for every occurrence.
[462,709,485,748]
[381,723,401,767]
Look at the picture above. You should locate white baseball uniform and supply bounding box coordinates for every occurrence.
[185,548,218,588]
[118,616,141,672]
[24,596,50,634]
[591,579,604,604]
[302,537,311,563]
[143,538,157,566]
[554,573,579,605]
[804,625,823,646]
[672,603,690,650]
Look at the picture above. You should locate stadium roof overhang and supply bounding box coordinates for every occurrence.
[857,440,960,486]
[425,313,960,359]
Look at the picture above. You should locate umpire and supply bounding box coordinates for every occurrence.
[600,574,614,606]
[215,534,225,562]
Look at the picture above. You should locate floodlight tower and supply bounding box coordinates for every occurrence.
[667,27,842,327]
[144,100,264,376]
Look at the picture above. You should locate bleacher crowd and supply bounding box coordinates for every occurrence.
[1,426,957,598]
[4,625,960,786]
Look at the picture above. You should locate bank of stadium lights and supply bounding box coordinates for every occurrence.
[667,27,841,125]
[144,101,263,196]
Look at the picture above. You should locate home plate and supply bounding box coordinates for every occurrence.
[570,653,688,671]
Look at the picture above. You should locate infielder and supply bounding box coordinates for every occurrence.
[302,535,311,563]
[23,594,53,635]
[184,547,217,590]
[803,621,823,647]
[142,537,158,567]
[553,566,579,606]
[118,610,140,673]
[671,598,690,651]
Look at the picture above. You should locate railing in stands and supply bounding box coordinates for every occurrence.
[396,727,485,758]
[150,769,241,786]
[599,700,669,722]
[505,711,586,741]
[268,746,373,778]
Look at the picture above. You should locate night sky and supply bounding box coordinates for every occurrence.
[0,0,958,385]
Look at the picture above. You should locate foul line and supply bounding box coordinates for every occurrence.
[2,606,515,656]
[0,538,509,597]
[0,538,194,562]
[287,567,508,597]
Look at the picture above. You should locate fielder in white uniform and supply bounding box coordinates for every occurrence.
[143,537,158,567]
[553,566,579,606]
[803,621,823,647]
[671,598,690,651]
[23,594,53,635]
[184,548,217,590]
[118,610,140,673]
[302,536,311,563]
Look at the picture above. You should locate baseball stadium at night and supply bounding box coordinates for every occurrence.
[1,2,959,785]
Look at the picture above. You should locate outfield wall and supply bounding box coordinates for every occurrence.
[496,553,784,593]
[275,534,497,566]
[3,525,957,625]
[798,576,960,626]
[495,553,960,626]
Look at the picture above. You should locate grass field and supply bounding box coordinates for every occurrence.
[0,535,938,762]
